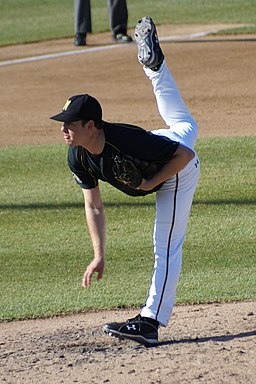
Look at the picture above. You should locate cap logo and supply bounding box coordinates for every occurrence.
[63,99,71,111]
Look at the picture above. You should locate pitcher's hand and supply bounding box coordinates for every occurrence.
[82,258,105,288]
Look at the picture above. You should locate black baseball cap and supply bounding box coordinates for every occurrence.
[50,94,102,123]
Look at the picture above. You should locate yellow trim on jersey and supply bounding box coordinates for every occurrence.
[105,141,120,151]
[80,152,97,187]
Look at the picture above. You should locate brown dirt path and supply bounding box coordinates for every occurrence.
[1,24,255,146]
[0,25,255,383]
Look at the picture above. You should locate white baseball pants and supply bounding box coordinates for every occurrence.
[140,61,200,326]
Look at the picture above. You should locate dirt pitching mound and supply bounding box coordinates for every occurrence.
[1,302,255,384]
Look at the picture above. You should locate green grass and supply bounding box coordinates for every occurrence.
[0,137,255,321]
[0,0,255,46]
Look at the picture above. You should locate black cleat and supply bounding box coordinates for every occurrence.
[103,314,159,346]
[74,33,86,46]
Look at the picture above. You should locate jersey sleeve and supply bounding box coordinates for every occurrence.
[68,147,98,189]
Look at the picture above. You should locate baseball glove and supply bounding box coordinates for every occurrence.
[112,154,142,188]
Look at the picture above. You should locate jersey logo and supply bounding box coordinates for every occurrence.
[63,99,71,111]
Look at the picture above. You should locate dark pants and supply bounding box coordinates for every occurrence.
[108,0,128,35]
[74,0,92,35]
[74,0,128,36]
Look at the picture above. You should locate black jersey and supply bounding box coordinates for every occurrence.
[68,121,179,197]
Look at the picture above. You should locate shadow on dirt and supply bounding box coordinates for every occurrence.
[155,329,256,348]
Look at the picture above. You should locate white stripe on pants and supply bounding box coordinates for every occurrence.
[140,61,200,326]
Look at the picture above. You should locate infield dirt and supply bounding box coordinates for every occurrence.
[0,24,255,383]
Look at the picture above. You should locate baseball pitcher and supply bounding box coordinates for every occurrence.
[51,16,200,346]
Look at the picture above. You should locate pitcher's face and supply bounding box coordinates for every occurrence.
[61,120,88,146]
